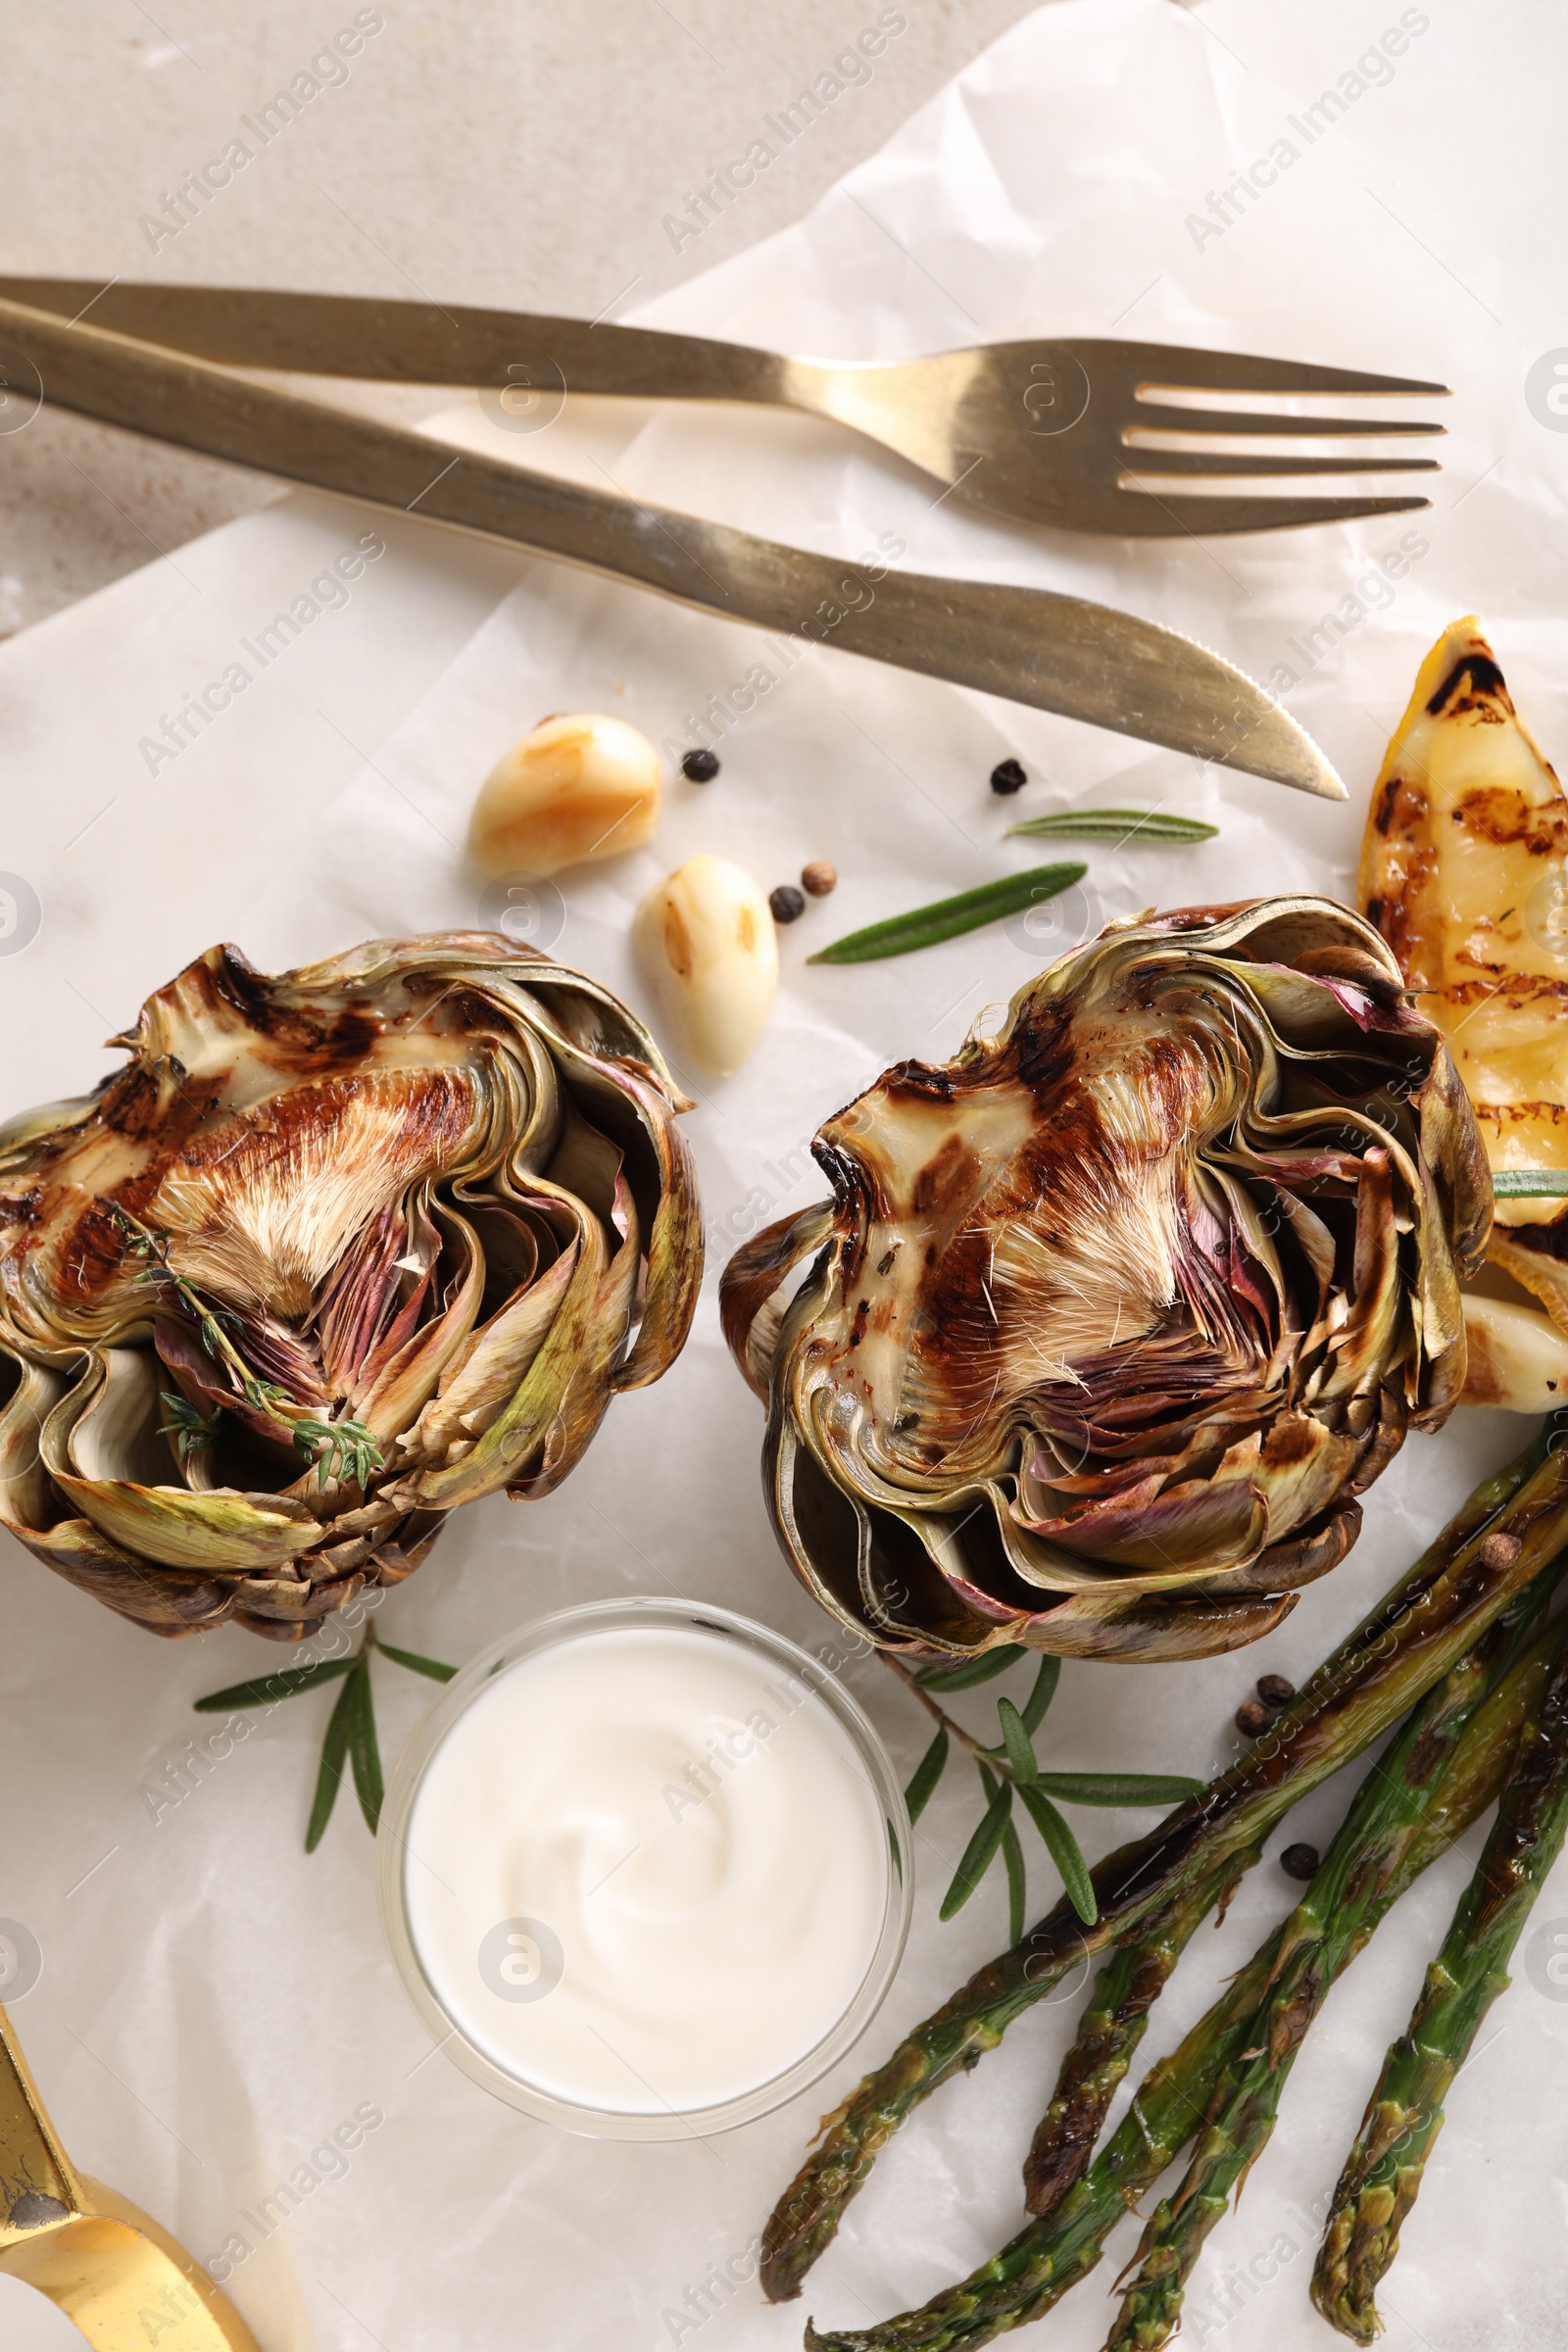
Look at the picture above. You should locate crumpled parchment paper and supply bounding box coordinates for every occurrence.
[2,4,1565,2346]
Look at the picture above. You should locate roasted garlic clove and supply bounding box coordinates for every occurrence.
[1461,1293,1568,1411]
[633,854,778,1076]
[468,712,661,877]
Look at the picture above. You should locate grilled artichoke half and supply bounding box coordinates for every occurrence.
[0,934,700,1640]
[722,898,1488,1663]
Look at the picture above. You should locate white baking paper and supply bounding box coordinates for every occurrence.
[2,5,1566,2347]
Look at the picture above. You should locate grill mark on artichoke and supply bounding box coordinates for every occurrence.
[0,935,699,1638]
[724,897,1485,1659]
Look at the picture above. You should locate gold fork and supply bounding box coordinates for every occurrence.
[0,279,1446,537]
[0,2000,259,2350]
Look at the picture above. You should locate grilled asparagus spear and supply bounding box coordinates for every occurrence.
[1313,1615,1568,2340]
[761,1427,1566,2303]
[803,1588,1562,2352]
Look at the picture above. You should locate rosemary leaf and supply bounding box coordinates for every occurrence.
[306,1670,359,1852]
[349,1660,384,1835]
[905,1726,950,1826]
[1017,1781,1098,1925]
[195,1657,356,1712]
[1031,1770,1205,1806]
[808,862,1087,964]
[939,1765,1013,1921]
[1005,807,1218,845]
[1492,1169,1568,1198]
[1019,1653,1061,1736]
[916,1644,1027,1692]
[376,1640,459,1684]
[997,1695,1039,1785]
[1002,1816,1027,1947]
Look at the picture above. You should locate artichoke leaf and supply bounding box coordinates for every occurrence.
[1008,1585,1297,1661]
[403,1231,580,1465]
[43,1346,321,1569]
[720,1203,841,1403]
[0,1343,67,1536]
[347,1196,485,1450]
[19,1514,238,1631]
[538,1023,704,1394]
[508,1171,645,1502]
[402,1190,612,1507]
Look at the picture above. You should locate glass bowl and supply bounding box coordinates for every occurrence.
[377,1593,913,2140]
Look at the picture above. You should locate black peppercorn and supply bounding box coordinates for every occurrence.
[990,757,1027,795]
[681,748,720,782]
[1280,1841,1320,1882]
[769,885,806,924]
[1234,1697,1271,1738]
[1256,1673,1296,1709]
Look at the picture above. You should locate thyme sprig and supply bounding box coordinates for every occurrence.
[113,1203,384,1491]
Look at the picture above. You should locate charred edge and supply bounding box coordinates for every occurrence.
[880,1058,959,1103]
[1372,777,1401,838]
[1425,653,1510,719]
[210,944,384,1065]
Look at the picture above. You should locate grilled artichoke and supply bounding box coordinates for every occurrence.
[721,898,1487,1662]
[0,934,700,1640]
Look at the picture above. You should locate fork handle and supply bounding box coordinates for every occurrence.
[0,277,791,404]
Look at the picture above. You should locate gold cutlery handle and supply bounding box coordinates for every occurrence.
[0,2003,259,2351]
[0,276,790,402]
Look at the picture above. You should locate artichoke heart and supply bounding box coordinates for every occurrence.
[0,933,701,1640]
[721,897,1488,1663]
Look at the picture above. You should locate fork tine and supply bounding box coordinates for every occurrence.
[1110,490,1432,537]
[1131,407,1446,439]
[1123,450,1440,480]
[1096,342,1450,399]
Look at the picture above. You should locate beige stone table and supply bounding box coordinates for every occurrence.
[0,0,1041,637]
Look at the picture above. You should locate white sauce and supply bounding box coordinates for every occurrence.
[403,1624,889,2116]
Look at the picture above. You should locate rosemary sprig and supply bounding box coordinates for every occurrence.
[808,863,1087,964]
[1005,808,1218,845]
[905,1728,950,1824]
[375,1640,459,1684]
[885,1651,1200,1929]
[309,1668,360,1852]
[113,1203,384,1491]
[194,1657,357,1711]
[194,1625,458,1849]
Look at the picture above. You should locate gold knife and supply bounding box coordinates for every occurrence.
[0,292,1344,799]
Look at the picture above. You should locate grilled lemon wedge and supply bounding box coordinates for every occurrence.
[1360,618,1568,1395]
